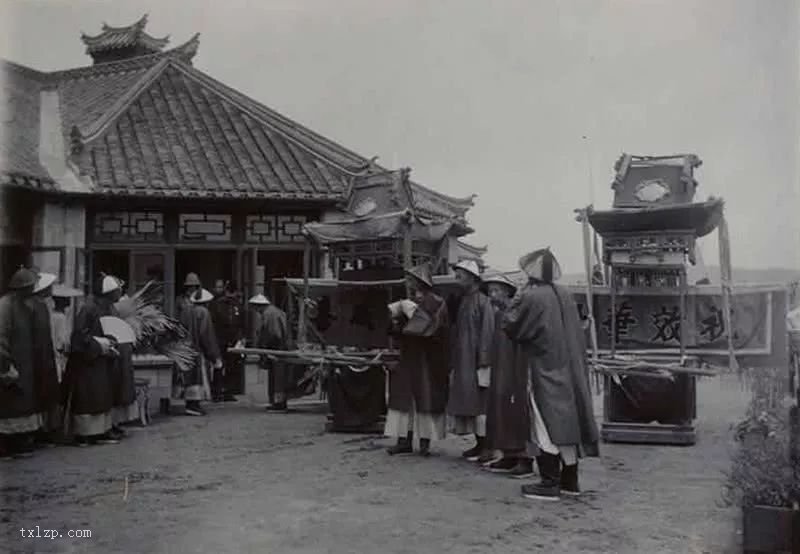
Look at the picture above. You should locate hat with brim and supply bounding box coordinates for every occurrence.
[8,267,37,290]
[248,293,270,305]
[405,263,434,288]
[33,272,57,294]
[452,259,482,280]
[52,284,84,298]
[483,273,518,294]
[519,248,562,283]
[101,275,122,295]
[184,273,201,287]
[190,288,214,304]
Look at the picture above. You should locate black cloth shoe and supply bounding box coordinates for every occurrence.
[185,402,207,417]
[462,436,486,461]
[508,459,536,479]
[110,427,126,440]
[93,433,120,445]
[560,462,580,496]
[477,449,498,465]
[11,435,36,458]
[387,437,413,455]
[418,438,431,457]
[265,402,287,412]
[522,453,561,501]
[486,457,518,473]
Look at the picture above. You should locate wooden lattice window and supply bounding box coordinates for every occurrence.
[93,211,165,242]
[245,214,308,243]
[178,213,231,242]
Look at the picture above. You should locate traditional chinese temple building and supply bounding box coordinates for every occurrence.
[0,15,482,312]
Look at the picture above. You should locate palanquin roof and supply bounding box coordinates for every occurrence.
[0,17,475,224]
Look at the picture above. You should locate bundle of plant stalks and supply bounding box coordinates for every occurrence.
[114,281,198,373]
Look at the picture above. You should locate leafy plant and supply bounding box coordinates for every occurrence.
[114,281,198,373]
[723,368,799,509]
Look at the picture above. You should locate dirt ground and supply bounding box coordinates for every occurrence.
[1,375,750,554]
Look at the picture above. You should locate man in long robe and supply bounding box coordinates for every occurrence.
[210,280,244,402]
[251,294,291,412]
[483,273,535,478]
[177,287,222,416]
[0,268,40,458]
[31,272,61,446]
[502,248,599,501]
[385,263,449,457]
[64,274,123,446]
[447,259,495,461]
[108,278,136,437]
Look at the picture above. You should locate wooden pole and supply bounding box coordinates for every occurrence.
[402,212,413,297]
[298,236,311,346]
[679,267,687,360]
[578,207,600,362]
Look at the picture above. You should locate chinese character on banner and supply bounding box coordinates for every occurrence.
[699,306,726,342]
[602,301,638,342]
[651,305,681,343]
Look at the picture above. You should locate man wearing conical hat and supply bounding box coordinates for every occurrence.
[502,248,599,501]
[385,263,450,456]
[31,272,61,446]
[250,293,291,412]
[0,268,41,458]
[447,259,496,462]
[175,287,222,416]
[63,273,124,446]
[482,272,535,478]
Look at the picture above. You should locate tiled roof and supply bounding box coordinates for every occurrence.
[80,14,169,55]
[67,62,350,199]
[0,26,476,216]
[0,62,53,187]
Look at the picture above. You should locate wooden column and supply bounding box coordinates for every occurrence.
[297,236,311,346]
[610,266,617,358]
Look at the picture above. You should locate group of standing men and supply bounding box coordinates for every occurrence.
[0,268,136,456]
[175,273,289,416]
[385,249,599,501]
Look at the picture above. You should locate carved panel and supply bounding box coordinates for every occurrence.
[245,215,278,243]
[245,214,308,244]
[276,215,307,243]
[178,213,231,242]
[93,211,164,242]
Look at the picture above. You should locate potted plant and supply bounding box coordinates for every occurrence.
[724,373,799,553]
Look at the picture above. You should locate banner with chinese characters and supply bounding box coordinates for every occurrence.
[573,287,784,357]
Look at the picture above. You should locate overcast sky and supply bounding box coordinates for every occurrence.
[2,0,798,274]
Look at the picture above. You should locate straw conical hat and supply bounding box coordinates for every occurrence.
[483,273,517,294]
[248,293,270,305]
[33,272,57,294]
[8,267,37,290]
[405,263,434,288]
[190,288,214,304]
[452,259,482,279]
[519,248,562,283]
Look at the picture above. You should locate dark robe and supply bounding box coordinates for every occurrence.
[387,291,450,415]
[502,282,599,457]
[31,299,60,413]
[0,293,38,421]
[64,296,115,417]
[486,302,529,453]
[178,304,221,395]
[447,290,495,417]
[256,305,290,401]
[111,341,135,409]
